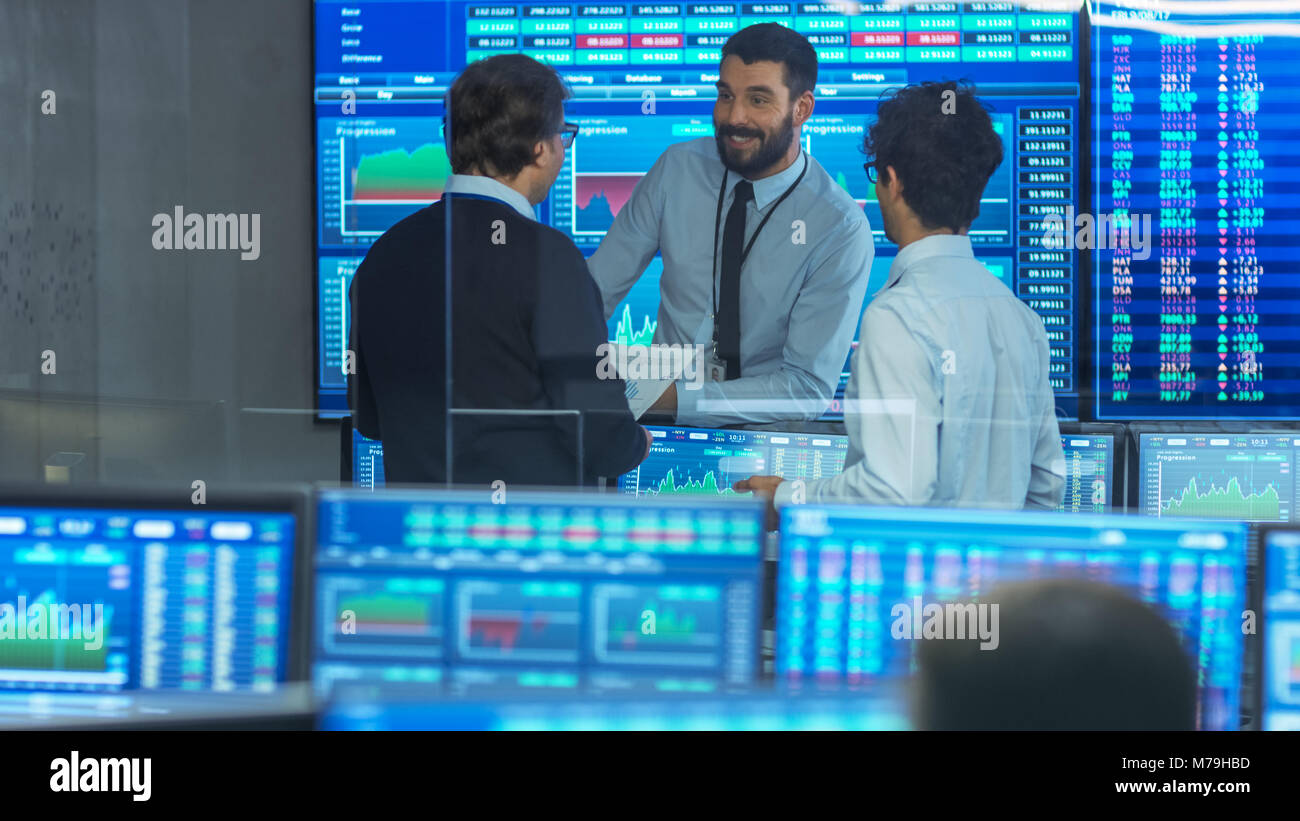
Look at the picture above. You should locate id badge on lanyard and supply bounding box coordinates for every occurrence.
[705,353,727,382]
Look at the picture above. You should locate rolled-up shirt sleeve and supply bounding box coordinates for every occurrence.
[773,304,940,507]
[1025,337,1066,510]
[587,152,668,321]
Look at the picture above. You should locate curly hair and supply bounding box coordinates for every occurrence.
[863,81,1003,233]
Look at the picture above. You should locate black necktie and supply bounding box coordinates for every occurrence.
[717,180,753,380]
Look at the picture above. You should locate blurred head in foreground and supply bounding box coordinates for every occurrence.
[913,579,1197,731]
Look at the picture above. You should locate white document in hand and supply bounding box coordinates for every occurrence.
[611,343,700,420]
[624,378,673,420]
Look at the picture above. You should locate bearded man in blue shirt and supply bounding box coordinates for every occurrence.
[588,23,875,427]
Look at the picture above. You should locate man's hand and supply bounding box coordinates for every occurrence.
[733,475,783,531]
[641,426,654,462]
[650,381,678,414]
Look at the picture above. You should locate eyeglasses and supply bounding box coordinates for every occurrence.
[558,122,579,149]
[863,161,878,183]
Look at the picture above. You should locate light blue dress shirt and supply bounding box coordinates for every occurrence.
[774,234,1066,510]
[588,137,875,427]
[443,174,536,220]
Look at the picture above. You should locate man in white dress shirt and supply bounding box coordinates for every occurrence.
[737,81,1065,516]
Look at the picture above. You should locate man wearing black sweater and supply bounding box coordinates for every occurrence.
[348,54,651,486]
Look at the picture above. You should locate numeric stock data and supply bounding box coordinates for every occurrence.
[1093,1,1300,419]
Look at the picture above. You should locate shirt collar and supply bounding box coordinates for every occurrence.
[879,233,976,293]
[724,149,808,211]
[443,174,537,221]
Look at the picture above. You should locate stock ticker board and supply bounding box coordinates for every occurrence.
[1093,2,1300,419]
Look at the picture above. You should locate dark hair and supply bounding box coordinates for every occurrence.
[445,54,570,178]
[863,80,1003,233]
[720,23,818,102]
[914,580,1198,731]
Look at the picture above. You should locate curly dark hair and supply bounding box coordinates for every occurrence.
[445,54,570,178]
[863,81,1003,233]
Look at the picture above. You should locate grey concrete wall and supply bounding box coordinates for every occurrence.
[0,0,337,485]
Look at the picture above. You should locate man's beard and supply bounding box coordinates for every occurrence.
[714,110,796,178]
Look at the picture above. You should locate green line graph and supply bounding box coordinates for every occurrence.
[836,171,877,202]
[1162,475,1281,520]
[614,304,656,347]
[647,467,735,496]
[611,602,700,640]
[352,143,452,200]
[337,592,434,628]
[0,591,112,671]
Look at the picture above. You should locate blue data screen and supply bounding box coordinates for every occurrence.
[776,506,1247,730]
[1261,528,1300,730]
[1093,2,1300,419]
[0,506,297,693]
[618,425,848,495]
[1138,432,1298,522]
[352,429,386,489]
[313,489,763,695]
[1058,433,1114,513]
[314,1,1083,418]
[321,690,910,730]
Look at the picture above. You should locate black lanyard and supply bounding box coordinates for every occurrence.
[710,153,809,353]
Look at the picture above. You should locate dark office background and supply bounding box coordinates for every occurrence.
[0,0,334,483]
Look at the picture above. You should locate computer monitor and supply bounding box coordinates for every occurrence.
[313,488,764,696]
[776,505,1248,731]
[339,417,386,489]
[1257,525,1300,730]
[1092,1,1300,420]
[617,425,849,496]
[320,686,908,730]
[315,3,1085,419]
[0,684,317,730]
[0,484,311,693]
[1136,430,1297,523]
[1057,422,1125,513]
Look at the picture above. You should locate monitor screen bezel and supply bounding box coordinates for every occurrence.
[1058,421,1127,511]
[1253,523,1300,731]
[0,482,315,686]
[1128,422,1300,514]
[311,485,768,693]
